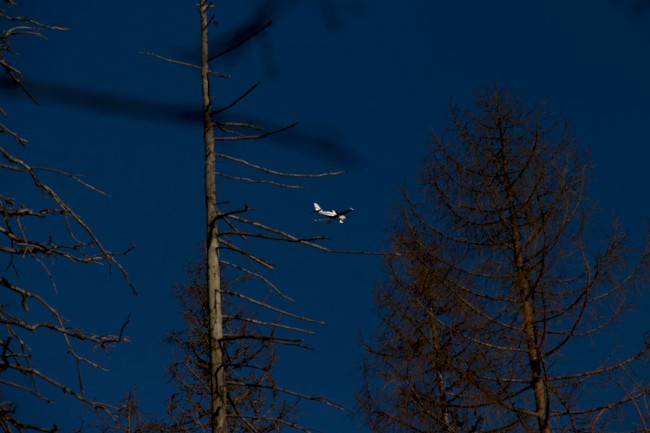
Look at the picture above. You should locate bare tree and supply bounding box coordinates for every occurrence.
[149,257,339,433]
[360,85,650,433]
[200,2,349,432]
[74,389,164,433]
[140,2,353,433]
[1,3,131,432]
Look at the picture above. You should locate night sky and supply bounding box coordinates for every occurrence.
[4,1,650,432]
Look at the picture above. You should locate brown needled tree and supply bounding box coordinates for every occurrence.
[360,85,650,433]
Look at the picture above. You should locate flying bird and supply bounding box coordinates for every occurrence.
[313,202,354,224]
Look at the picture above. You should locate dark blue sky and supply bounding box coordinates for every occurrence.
[4,1,650,432]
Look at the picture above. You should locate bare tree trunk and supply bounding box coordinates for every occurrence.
[510,205,550,433]
[501,127,550,433]
[200,2,226,433]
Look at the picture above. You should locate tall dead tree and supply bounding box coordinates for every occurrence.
[1,4,130,432]
[360,86,650,433]
[140,2,348,433]
[200,3,227,431]
[200,3,346,432]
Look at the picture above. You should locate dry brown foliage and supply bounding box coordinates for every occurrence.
[360,86,650,433]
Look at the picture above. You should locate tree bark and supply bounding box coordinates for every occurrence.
[200,2,227,433]
[511,214,551,433]
[500,128,550,433]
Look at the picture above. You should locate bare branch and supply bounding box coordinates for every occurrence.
[216,152,344,178]
[140,50,229,78]
[224,290,326,325]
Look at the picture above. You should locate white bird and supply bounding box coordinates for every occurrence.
[313,202,354,224]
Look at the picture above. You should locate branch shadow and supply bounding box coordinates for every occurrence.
[0,78,359,167]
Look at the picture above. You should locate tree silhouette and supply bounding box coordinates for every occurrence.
[1,3,131,432]
[199,3,351,431]
[136,3,352,433]
[360,86,650,433]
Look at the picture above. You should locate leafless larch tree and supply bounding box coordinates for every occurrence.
[360,86,650,433]
[1,4,131,432]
